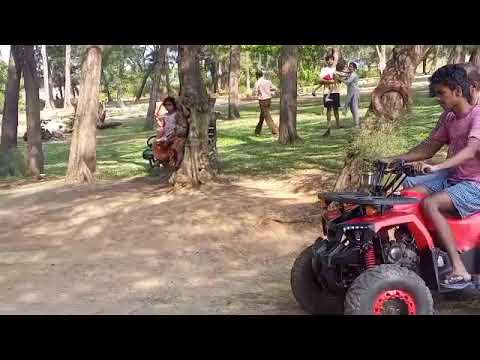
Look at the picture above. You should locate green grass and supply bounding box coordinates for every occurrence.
[4,81,445,182]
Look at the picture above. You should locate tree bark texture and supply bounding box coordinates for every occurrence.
[64,45,72,109]
[228,45,241,119]
[23,45,44,177]
[176,45,217,187]
[334,45,433,192]
[278,45,300,145]
[145,45,167,130]
[41,45,53,109]
[448,45,466,64]
[1,45,22,151]
[65,46,103,184]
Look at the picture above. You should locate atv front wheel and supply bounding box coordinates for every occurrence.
[344,264,434,315]
[290,246,343,314]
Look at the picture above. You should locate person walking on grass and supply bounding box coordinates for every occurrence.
[253,70,279,136]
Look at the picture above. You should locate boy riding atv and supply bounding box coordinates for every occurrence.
[290,64,480,315]
[385,64,480,289]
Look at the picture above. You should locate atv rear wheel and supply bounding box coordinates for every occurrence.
[344,264,434,315]
[290,245,343,314]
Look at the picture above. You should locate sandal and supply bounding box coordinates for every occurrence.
[441,273,472,290]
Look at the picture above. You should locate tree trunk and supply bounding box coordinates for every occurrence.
[116,58,125,108]
[176,45,217,187]
[134,60,156,103]
[145,45,167,130]
[101,67,113,103]
[331,47,341,68]
[208,58,218,94]
[64,45,72,110]
[429,46,438,73]
[47,60,55,103]
[334,45,433,192]
[376,45,387,75]
[219,60,229,92]
[40,45,53,109]
[469,47,480,67]
[1,46,22,151]
[22,45,44,177]
[0,46,23,177]
[448,45,465,64]
[228,45,241,119]
[65,46,103,184]
[278,45,300,145]
[365,45,432,124]
[166,64,171,95]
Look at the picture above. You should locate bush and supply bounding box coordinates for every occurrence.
[0,148,26,177]
[349,123,410,162]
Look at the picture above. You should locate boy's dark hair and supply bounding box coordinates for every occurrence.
[349,62,358,70]
[162,96,177,110]
[325,54,334,62]
[429,64,472,103]
[255,70,263,79]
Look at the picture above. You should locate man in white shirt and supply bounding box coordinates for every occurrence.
[312,54,342,137]
[253,70,279,136]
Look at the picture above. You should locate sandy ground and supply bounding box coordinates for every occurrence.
[1,172,480,315]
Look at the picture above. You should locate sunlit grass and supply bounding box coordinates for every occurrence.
[3,83,444,182]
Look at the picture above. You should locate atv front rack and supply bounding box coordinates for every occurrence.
[319,192,420,206]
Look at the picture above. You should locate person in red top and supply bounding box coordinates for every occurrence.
[386,64,480,289]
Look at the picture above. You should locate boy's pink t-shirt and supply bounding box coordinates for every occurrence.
[429,106,480,182]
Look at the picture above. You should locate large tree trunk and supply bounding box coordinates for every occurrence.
[41,45,53,110]
[176,45,217,187]
[228,45,241,119]
[1,46,22,151]
[23,45,44,177]
[64,45,72,110]
[0,46,23,177]
[365,45,432,124]
[134,60,156,103]
[469,47,480,67]
[278,45,300,145]
[145,45,167,130]
[448,45,466,64]
[65,46,103,184]
[334,45,433,192]
[376,45,387,75]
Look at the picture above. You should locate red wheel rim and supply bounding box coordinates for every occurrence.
[373,289,417,315]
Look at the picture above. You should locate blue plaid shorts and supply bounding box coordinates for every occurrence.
[422,177,480,218]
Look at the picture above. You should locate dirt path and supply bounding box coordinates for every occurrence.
[1,172,479,315]
[0,174,324,314]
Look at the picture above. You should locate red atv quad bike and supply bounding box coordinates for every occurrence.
[291,160,480,315]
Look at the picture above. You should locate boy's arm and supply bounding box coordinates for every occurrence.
[339,73,355,84]
[385,139,444,163]
[427,138,480,172]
